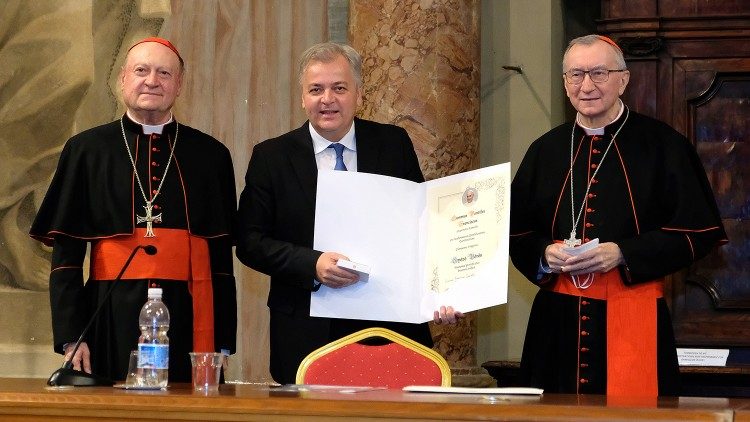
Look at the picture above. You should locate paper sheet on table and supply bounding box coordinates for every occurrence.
[403,385,543,395]
[311,163,510,323]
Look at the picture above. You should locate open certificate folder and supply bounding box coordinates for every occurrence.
[311,162,510,323]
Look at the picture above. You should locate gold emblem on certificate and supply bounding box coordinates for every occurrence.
[427,178,506,293]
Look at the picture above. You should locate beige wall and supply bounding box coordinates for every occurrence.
[477,0,566,364]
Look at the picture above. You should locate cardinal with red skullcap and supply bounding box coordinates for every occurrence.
[510,34,726,397]
[31,37,237,383]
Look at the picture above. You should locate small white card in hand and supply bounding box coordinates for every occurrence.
[563,238,599,256]
[337,259,370,282]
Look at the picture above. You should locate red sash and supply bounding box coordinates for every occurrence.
[91,228,215,352]
[549,269,663,397]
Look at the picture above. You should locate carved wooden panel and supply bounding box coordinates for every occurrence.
[669,59,750,346]
[599,2,750,348]
[651,1,750,16]
[619,58,659,117]
[689,74,750,308]
[602,0,750,18]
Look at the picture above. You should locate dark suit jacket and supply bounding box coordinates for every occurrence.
[236,118,432,383]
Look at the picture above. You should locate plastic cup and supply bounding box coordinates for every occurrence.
[189,352,223,391]
[125,350,143,387]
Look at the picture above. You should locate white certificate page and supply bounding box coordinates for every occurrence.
[420,163,510,318]
[311,163,510,323]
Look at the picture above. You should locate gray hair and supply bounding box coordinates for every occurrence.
[563,34,626,72]
[297,42,362,87]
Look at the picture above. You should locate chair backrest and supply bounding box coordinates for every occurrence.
[295,327,451,388]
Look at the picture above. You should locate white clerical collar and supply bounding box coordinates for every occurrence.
[309,122,357,154]
[126,111,174,135]
[576,99,625,136]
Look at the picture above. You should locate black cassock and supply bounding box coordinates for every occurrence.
[30,116,237,382]
[510,108,727,395]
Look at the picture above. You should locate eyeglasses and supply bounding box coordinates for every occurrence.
[563,68,626,84]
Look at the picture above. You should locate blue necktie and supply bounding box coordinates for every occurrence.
[329,143,347,171]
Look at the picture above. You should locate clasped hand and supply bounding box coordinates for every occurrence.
[544,241,624,275]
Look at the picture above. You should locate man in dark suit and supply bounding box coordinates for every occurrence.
[236,42,460,384]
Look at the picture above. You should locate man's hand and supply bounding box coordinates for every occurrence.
[561,242,624,275]
[544,243,574,273]
[315,252,359,288]
[64,342,92,373]
[433,306,464,325]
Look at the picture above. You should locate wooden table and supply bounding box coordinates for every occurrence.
[0,378,748,421]
[483,360,750,398]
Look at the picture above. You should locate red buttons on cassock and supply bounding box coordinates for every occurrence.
[588,193,596,198]
[580,363,589,368]
[591,178,598,184]
[581,347,589,352]
[582,300,589,305]
[585,222,593,228]
[580,378,588,384]
[153,204,161,210]
[151,189,158,195]
[151,161,158,167]
[581,331,589,336]
[586,208,594,213]
[591,163,598,169]
[584,238,590,242]
[152,176,159,181]
[581,315,589,321]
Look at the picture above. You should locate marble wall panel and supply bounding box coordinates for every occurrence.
[350,0,487,385]
[350,0,480,181]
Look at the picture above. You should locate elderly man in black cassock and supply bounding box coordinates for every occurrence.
[510,34,727,397]
[30,37,237,383]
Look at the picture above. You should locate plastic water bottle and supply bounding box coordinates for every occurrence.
[137,287,170,388]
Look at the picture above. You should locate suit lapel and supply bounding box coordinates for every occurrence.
[289,119,379,206]
[287,123,318,207]
[353,118,380,174]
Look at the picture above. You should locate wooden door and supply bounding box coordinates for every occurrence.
[599,0,750,352]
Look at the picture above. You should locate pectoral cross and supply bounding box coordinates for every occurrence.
[136,202,162,238]
[564,230,581,248]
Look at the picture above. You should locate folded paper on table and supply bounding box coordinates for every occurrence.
[312,163,510,323]
[403,385,544,395]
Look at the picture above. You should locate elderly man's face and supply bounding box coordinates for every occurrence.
[120,42,182,124]
[563,40,629,128]
[301,54,362,142]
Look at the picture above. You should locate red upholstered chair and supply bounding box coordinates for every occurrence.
[295,327,451,388]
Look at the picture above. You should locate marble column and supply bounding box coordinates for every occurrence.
[350,0,493,386]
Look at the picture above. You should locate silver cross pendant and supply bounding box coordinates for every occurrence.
[564,230,581,248]
[136,202,162,237]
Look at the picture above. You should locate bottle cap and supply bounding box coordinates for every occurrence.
[147,287,163,298]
